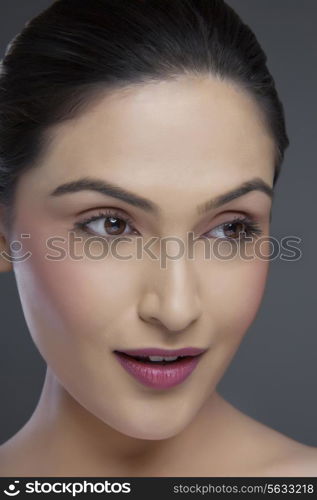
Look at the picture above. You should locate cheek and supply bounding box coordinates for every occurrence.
[194,255,269,396]
[13,237,140,348]
[230,259,268,332]
[204,255,269,342]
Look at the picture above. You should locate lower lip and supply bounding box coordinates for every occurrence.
[113,352,204,389]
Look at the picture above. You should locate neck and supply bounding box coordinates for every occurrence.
[5,367,235,476]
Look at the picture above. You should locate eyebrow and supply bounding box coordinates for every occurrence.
[49,176,273,215]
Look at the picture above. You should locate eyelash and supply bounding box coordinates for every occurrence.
[204,215,263,240]
[73,209,137,238]
[73,209,263,241]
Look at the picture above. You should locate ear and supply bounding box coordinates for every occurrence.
[0,206,13,273]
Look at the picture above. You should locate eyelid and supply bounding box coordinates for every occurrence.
[73,207,263,242]
[73,207,139,238]
[76,207,136,228]
[76,205,131,218]
[75,202,263,226]
[196,209,254,233]
[203,214,262,240]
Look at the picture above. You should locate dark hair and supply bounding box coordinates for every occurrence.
[0,0,289,232]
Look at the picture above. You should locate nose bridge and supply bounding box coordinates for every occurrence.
[138,252,202,332]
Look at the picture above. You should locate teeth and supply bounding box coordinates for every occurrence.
[148,355,179,362]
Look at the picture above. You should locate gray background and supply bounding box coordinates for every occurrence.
[0,1,316,446]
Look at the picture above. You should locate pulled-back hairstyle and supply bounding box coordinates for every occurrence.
[0,0,289,231]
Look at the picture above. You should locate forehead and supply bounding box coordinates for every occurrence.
[47,74,273,179]
[16,75,275,213]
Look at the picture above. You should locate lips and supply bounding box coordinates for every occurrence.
[113,346,206,389]
[114,347,207,358]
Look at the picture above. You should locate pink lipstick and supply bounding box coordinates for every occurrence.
[113,347,206,389]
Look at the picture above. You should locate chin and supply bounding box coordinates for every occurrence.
[116,420,187,441]
[96,407,191,441]
[65,379,197,441]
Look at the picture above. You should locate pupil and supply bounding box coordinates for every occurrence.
[225,222,245,238]
[104,216,126,235]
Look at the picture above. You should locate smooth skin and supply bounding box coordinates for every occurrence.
[0,75,316,476]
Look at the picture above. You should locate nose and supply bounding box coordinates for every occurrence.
[137,256,202,333]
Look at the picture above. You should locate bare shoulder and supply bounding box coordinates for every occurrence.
[241,416,317,476]
[0,435,31,477]
[0,441,12,476]
[259,444,317,477]
[216,397,317,477]
[0,440,16,476]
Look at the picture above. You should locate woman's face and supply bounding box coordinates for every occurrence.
[6,75,275,439]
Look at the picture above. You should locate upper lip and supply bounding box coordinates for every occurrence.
[114,347,207,357]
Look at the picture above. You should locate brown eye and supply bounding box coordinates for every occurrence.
[203,216,261,241]
[104,216,127,235]
[222,221,246,239]
[75,209,138,239]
